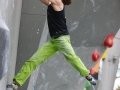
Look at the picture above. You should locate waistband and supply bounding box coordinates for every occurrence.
[51,35,69,39]
[51,35,59,39]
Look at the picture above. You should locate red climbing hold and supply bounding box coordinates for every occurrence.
[104,34,114,48]
[92,50,100,62]
[90,68,95,75]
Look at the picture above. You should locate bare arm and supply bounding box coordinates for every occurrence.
[40,0,51,5]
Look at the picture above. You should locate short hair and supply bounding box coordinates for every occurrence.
[62,0,72,5]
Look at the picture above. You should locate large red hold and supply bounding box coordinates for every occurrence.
[92,50,100,62]
[104,34,114,48]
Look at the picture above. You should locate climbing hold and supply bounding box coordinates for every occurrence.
[92,50,100,62]
[90,68,95,75]
[113,55,118,62]
[104,34,114,48]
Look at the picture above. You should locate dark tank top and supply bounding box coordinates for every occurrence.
[47,4,69,38]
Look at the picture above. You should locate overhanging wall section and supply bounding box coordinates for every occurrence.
[34,0,120,90]
[13,0,120,90]
[15,0,47,90]
[0,0,22,90]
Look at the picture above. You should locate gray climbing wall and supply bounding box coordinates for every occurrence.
[15,0,120,90]
[34,0,120,90]
[14,0,47,90]
[1,0,120,89]
[0,18,10,80]
[0,0,22,90]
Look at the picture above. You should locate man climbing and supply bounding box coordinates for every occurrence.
[8,0,96,89]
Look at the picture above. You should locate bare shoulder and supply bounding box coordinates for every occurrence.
[50,0,64,11]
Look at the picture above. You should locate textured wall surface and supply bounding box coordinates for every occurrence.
[17,0,120,90]
[15,0,47,90]
[0,18,10,80]
[0,0,22,90]
[19,0,120,90]
[98,30,120,90]
[1,0,120,90]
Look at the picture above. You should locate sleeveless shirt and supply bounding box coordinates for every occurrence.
[47,4,69,38]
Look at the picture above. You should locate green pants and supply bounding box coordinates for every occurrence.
[13,35,89,86]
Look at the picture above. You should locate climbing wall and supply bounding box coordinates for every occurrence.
[0,18,10,80]
[15,0,47,90]
[34,0,120,90]
[15,0,120,90]
[0,0,22,90]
